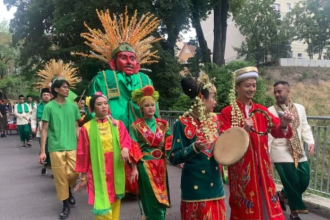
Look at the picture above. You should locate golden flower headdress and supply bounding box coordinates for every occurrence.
[180,69,217,142]
[36,59,81,89]
[76,7,162,65]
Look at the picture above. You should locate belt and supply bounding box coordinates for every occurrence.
[143,149,164,160]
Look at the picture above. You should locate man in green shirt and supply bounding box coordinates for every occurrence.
[39,79,80,220]
[33,88,52,175]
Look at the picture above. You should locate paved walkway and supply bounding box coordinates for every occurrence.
[0,134,327,220]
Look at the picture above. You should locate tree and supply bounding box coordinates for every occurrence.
[213,0,245,66]
[4,0,187,109]
[189,0,213,63]
[213,0,229,66]
[233,0,292,66]
[0,20,15,78]
[285,0,330,60]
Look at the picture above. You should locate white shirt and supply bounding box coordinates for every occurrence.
[268,103,314,163]
[30,104,38,129]
[14,103,31,125]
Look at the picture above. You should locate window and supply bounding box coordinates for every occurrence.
[298,53,302,59]
[287,3,292,11]
[273,4,281,13]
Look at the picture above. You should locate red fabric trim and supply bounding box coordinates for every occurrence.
[181,199,226,220]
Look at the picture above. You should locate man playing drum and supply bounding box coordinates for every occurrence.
[219,67,294,220]
[269,81,314,220]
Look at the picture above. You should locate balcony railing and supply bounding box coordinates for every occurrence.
[160,111,330,197]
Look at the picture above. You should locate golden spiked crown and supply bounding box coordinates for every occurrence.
[76,7,162,65]
[36,59,81,89]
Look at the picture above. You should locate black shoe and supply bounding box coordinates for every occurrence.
[27,143,32,147]
[289,215,301,220]
[41,167,47,175]
[59,206,70,219]
[276,191,287,212]
[68,190,76,206]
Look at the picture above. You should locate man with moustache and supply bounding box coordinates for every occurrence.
[268,81,314,220]
[219,67,294,220]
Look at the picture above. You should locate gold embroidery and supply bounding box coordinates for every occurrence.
[210,183,214,187]
[177,139,181,143]
[201,170,206,174]
[215,166,219,170]
[194,185,198,190]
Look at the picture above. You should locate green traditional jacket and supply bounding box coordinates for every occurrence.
[169,116,225,202]
[89,70,160,132]
[36,102,46,123]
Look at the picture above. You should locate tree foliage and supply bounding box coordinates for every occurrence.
[233,0,292,66]
[284,0,330,60]
[4,0,191,109]
[0,20,15,78]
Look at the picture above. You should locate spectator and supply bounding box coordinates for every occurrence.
[0,99,8,137]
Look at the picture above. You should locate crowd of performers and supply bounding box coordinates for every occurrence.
[12,7,315,220]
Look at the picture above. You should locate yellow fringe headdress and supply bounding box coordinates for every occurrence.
[76,7,162,65]
[36,59,81,89]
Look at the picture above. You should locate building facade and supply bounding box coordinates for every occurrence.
[201,0,310,62]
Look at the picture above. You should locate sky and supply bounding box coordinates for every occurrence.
[0,0,195,41]
[0,0,16,22]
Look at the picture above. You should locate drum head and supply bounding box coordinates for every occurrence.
[214,127,249,166]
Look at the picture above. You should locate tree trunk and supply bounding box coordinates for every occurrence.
[213,0,229,66]
[191,0,211,63]
[162,24,181,56]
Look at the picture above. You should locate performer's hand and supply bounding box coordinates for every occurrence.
[195,140,210,151]
[129,166,138,184]
[74,180,87,193]
[121,148,131,163]
[280,110,294,128]
[308,144,315,155]
[38,152,46,165]
[243,117,254,132]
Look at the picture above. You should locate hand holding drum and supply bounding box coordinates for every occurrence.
[213,127,249,166]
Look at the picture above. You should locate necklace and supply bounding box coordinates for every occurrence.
[97,121,109,135]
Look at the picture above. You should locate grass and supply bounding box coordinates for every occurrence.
[267,80,330,116]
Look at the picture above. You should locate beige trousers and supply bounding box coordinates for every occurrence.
[50,150,79,201]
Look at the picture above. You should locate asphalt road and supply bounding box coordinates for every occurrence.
[0,134,328,220]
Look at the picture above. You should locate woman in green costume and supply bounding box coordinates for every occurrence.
[130,86,173,220]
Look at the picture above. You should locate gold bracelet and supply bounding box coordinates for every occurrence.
[80,176,87,182]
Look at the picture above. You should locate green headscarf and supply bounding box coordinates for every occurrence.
[17,103,29,114]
